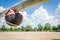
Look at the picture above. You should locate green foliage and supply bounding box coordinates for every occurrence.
[52,26,57,32]
[1,25,6,32]
[0,23,60,32]
[34,27,37,31]
[21,26,25,31]
[5,28,10,31]
[0,28,2,32]
[44,23,51,32]
[14,28,18,31]
[57,24,60,32]
[10,27,13,31]
[18,27,20,31]
[25,25,33,31]
[37,24,43,31]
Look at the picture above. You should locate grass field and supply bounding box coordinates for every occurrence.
[0,32,60,40]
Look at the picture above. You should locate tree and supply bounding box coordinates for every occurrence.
[21,26,25,31]
[10,27,13,31]
[52,26,57,32]
[14,28,18,31]
[37,24,43,31]
[1,25,6,31]
[57,24,60,32]
[18,27,20,31]
[34,27,37,31]
[44,23,51,32]
[25,25,33,31]
[0,28,2,32]
[5,28,10,31]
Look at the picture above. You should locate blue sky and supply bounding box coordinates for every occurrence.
[0,0,60,27]
[0,0,60,14]
[0,0,22,8]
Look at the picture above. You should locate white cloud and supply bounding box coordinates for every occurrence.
[0,17,6,27]
[55,3,60,18]
[20,6,59,28]
[0,6,59,28]
[0,6,6,12]
[0,6,6,27]
[31,6,59,26]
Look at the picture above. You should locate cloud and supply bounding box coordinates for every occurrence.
[31,6,59,26]
[0,6,6,12]
[55,3,60,19]
[0,6,6,27]
[0,5,59,28]
[0,17,6,27]
[20,6,59,28]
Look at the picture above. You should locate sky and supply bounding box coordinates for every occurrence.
[0,0,60,28]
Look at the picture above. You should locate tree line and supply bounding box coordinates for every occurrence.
[0,23,60,32]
